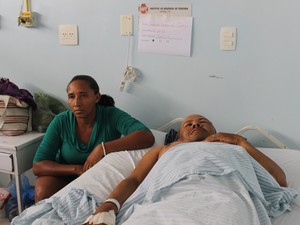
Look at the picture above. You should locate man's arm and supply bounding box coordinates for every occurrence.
[91,145,162,215]
[204,132,287,187]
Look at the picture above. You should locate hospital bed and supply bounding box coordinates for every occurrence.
[11,121,300,225]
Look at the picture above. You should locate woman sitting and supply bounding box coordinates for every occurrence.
[32,75,154,202]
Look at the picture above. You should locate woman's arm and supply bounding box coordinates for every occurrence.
[204,132,287,187]
[84,130,154,171]
[84,107,155,170]
[98,130,154,154]
[109,107,155,151]
[32,160,83,176]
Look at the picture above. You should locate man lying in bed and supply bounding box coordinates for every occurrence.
[83,114,296,225]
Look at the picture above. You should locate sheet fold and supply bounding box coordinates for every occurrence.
[11,188,97,225]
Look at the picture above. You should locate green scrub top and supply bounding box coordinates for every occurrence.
[33,104,150,165]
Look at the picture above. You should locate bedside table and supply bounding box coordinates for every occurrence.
[0,132,44,214]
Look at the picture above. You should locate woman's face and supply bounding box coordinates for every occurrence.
[67,80,100,119]
[178,114,216,142]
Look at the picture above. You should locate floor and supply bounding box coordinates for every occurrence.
[0,170,36,224]
[0,210,10,225]
[0,217,10,225]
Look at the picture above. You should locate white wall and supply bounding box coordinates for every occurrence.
[1,0,300,149]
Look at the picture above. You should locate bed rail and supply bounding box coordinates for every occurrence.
[235,125,288,149]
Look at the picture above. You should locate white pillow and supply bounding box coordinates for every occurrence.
[151,129,167,146]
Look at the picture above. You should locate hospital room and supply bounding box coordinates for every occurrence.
[1,0,300,224]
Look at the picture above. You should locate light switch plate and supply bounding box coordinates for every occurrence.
[120,15,133,36]
[59,24,78,45]
[220,27,236,51]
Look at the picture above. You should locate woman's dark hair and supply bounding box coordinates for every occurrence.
[68,75,115,107]
[99,94,115,107]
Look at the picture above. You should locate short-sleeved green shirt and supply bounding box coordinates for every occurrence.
[33,105,149,165]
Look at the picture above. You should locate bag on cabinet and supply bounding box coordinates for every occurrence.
[0,77,35,136]
[0,95,31,136]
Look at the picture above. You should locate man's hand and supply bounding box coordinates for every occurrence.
[204,132,246,146]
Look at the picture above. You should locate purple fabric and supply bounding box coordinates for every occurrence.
[0,78,37,109]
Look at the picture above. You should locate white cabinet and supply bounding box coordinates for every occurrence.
[0,132,44,214]
[0,152,13,171]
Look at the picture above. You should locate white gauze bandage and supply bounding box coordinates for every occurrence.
[83,210,116,225]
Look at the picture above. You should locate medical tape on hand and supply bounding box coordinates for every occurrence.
[83,210,116,225]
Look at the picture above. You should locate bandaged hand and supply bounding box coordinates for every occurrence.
[82,210,116,225]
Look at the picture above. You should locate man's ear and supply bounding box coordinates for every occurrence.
[177,129,182,141]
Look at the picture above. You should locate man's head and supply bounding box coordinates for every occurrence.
[178,114,216,142]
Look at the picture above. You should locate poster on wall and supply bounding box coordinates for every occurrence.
[138,3,193,57]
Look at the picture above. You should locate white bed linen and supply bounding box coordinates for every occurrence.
[11,188,97,225]
[11,130,300,225]
[117,142,296,225]
[120,174,262,225]
[259,148,300,225]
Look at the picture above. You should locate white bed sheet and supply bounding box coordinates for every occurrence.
[117,142,297,225]
[53,131,300,225]
[13,129,300,225]
[258,147,300,225]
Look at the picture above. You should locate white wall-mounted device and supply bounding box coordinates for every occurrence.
[59,24,78,46]
[120,15,133,36]
[220,27,237,51]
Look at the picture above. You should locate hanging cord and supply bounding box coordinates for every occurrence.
[20,0,24,13]
[120,35,136,91]
[18,0,25,26]
[26,0,30,12]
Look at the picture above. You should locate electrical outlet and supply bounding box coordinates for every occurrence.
[59,24,78,45]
